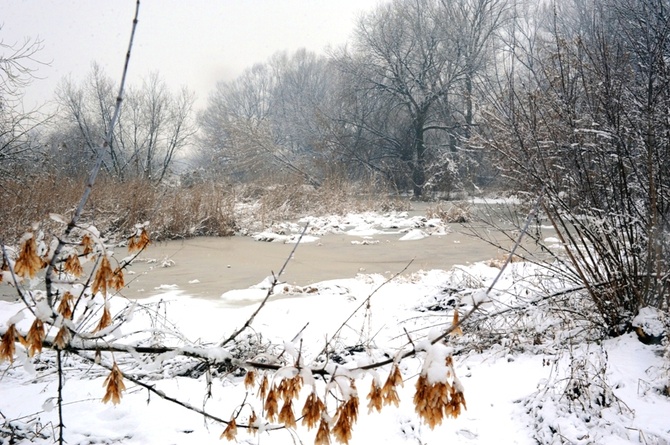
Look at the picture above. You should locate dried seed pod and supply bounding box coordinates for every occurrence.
[26,318,45,357]
[302,391,325,429]
[94,305,113,333]
[278,374,303,402]
[110,267,125,291]
[332,384,359,445]
[57,292,75,320]
[258,374,269,401]
[54,326,71,349]
[92,256,114,296]
[278,399,297,428]
[102,362,126,405]
[366,380,383,413]
[381,365,403,407]
[220,417,237,441]
[451,310,463,336]
[64,254,84,277]
[0,324,20,363]
[244,370,256,390]
[247,410,258,435]
[128,228,150,253]
[14,235,42,278]
[314,419,331,445]
[81,234,94,255]
[264,386,279,422]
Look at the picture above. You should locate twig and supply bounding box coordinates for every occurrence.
[73,351,283,432]
[45,0,140,307]
[317,258,414,357]
[219,223,309,348]
[56,350,64,445]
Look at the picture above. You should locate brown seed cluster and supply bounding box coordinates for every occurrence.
[413,357,467,428]
[25,318,45,357]
[128,228,151,253]
[220,418,237,441]
[0,324,20,363]
[302,391,325,429]
[64,254,84,277]
[14,235,43,278]
[382,365,403,407]
[227,362,458,445]
[332,384,359,445]
[1,226,153,410]
[102,362,126,405]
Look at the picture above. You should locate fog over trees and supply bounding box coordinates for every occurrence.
[2,2,669,443]
[2,0,669,269]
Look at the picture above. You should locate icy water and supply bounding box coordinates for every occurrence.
[124,223,511,300]
[1,204,532,302]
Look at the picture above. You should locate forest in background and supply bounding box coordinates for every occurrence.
[1,2,670,443]
[2,0,669,272]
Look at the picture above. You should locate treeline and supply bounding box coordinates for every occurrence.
[2,0,669,237]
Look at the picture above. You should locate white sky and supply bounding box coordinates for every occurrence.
[1,0,384,111]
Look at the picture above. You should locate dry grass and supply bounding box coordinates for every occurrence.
[0,173,409,244]
[0,174,237,243]
[426,201,473,223]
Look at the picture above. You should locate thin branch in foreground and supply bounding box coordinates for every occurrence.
[317,258,415,357]
[219,223,309,349]
[45,0,141,307]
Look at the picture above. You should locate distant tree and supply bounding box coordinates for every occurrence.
[0,30,46,180]
[54,64,196,184]
[197,49,332,186]
[334,0,506,197]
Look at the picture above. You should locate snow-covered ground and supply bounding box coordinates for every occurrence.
[1,210,669,444]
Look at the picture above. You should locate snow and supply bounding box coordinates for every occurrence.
[1,210,670,445]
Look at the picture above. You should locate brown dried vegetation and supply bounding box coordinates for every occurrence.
[102,362,126,405]
[220,417,237,441]
[14,235,42,278]
[25,318,45,357]
[0,324,20,363]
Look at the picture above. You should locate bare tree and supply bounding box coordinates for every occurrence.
[333,0,506,197]
[0,30,47,180]
[482,0,670,333]
[197,49,331,186]
[54,65,195,184]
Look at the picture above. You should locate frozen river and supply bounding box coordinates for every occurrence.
[125,222,509,300]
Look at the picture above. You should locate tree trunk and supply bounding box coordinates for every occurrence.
[412,117,426,198]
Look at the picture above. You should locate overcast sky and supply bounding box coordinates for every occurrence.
[1,0,384,111]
